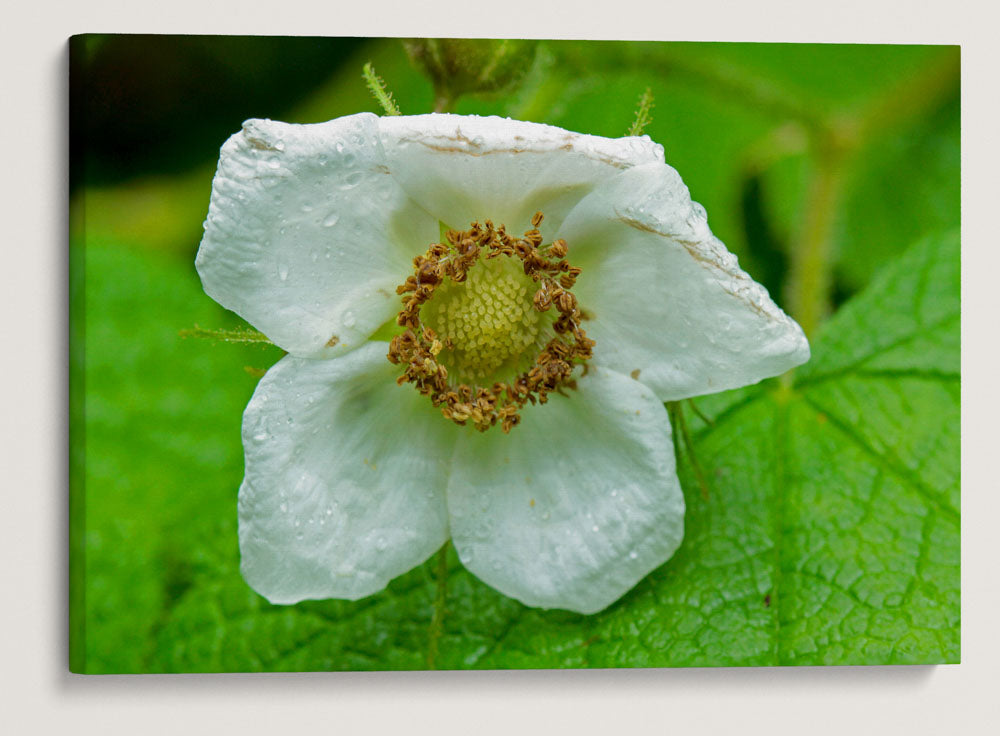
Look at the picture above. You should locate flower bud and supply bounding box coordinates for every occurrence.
[404,39,538,108]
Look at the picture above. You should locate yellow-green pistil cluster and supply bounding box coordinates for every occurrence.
[388,213,594,433]
[421,256,541,382]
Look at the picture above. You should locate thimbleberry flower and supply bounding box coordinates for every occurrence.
[196,113,809,614]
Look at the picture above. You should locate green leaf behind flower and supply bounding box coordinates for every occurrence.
[72,229,958,672]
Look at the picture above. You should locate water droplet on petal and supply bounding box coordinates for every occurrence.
[278,262,289,281]
[629,550,639,560]
[322,212,340,227]
[340,171,363,189]
[343,311,356,328]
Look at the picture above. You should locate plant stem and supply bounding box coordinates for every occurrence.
[783,51,958,338]
[433,91,457,113]
[178,324,275,345]
[668,401,710,501]
[785,141,845,338]
[426,541,450,669]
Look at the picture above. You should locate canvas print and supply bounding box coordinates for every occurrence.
[69,36,960,672]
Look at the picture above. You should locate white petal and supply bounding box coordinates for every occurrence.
[378,114,664,238]
[239,342,458,604]
[560,162,810,401]
[446,366,684,614]
[196,115,437,357]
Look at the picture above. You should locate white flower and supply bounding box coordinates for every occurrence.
[196,113,809,614]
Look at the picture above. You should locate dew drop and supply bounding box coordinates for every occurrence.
[340,171,364,189]
[629,550,639,560]
[592,525,600,533]
[343,311,356,328]
[322,212,340,227]
[277,262,289,281]
[279,503,288,513]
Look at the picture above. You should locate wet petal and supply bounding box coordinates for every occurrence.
[561,162,810,401]
[239,342,457,603]
[197,114,437,357]
[446,366,684,614]
[378,113,664,237]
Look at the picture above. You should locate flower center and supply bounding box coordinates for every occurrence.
[387,213,594,433]
[421,256,541,382]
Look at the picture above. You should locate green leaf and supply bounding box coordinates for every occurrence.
[71,241,281,673]
[74,228,957,671]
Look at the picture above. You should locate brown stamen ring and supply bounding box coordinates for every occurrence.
[387,213,594,433]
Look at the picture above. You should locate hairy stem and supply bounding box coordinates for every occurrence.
[627,87,655,136]
[433,93,457,114]
[785,141,844,338]
[426,541,450,669]
[668,401,710,501]
[362,62,402,116]
[784,51,957,338]
[179,324,275,345]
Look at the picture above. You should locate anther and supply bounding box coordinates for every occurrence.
[533,288,552,311]
[389,213,593,433]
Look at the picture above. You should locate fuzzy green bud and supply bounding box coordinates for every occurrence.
[404,38,538,110]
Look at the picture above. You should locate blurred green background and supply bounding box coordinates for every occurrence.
[70,37,959,672]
